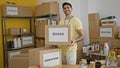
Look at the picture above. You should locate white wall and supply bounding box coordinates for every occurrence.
[88,0,120,26]
[59,0,89,44]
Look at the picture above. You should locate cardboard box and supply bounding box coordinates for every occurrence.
[42,2,59,15]
[99,26,119,38]
[45,25,72,45]
[35,2,59,16]
[21,36,34,47]
[29,48,41,66]
[29,47,62,68]
[8,50,21,60]
[36,20,48,37]
[89,38,99,44]
[28,65,80,68]
[18,6,32,16]
[88,13,100,40]
[34,4,42,16]
[36,20,57,38]
[35,48,62,68]
[89,24,99,39]
[36,39,45,48]
[1,4,32,16]
[9,54,28,68]
[29,47,53,66]
[99,38,119,48]
[88,13,100,23]
[100,20,116,26]
[8,28,20,35]
[21,47,34,53]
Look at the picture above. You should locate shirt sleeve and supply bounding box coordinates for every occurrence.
[75,19,83,29]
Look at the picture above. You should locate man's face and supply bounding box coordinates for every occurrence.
[63,5,72,15]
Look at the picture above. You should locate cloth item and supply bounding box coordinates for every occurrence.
[62,51,77,64]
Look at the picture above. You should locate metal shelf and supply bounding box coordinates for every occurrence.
[5,33,34,36]
[7,46,34,51]
[2,16,33,18]
[1,16,35,68]
[35,37,45,39]
[34,14,57,18]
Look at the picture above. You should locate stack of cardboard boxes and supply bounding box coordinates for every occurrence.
[35,2,59,16]
[35,2,59,48]
[6,1,60,68]
[89,13,100,43]
[89,13,120,48]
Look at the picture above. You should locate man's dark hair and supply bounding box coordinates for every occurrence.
[62,2,72,8]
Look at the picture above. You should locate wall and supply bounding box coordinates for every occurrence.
[59,0,89,44]
[88,0,120,26]
[0,0,37,68]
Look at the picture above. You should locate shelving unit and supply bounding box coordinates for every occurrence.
[1,16,35,68]
[83,53,106,60]
[34,14,58,47]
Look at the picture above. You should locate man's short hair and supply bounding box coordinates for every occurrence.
[62,2,72,8]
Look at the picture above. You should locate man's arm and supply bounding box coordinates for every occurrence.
[75,29,84,42]
[71,29,84,45]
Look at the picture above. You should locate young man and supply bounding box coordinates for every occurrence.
[59,2,84,64]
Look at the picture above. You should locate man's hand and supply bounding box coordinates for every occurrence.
[70,40,76,46]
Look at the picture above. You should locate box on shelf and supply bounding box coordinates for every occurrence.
[21,36,34,47]
[29,47,62,68]
[45,25,72,45]
[99,26,119,38]
[8,50,21,59]
[21,47,34,53]
[35,2,59,16]
[36,39,45,48]
[9,53,28,68]
[36,20,57,38]
[8,28,20,35]
[36,20,48,38]
[18,6,32,16]
[34,4,42,16]
[1,4,32,16]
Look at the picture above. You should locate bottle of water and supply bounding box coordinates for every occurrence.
[103,42,109,56]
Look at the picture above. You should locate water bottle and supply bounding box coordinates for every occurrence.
[103,42,109,56]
